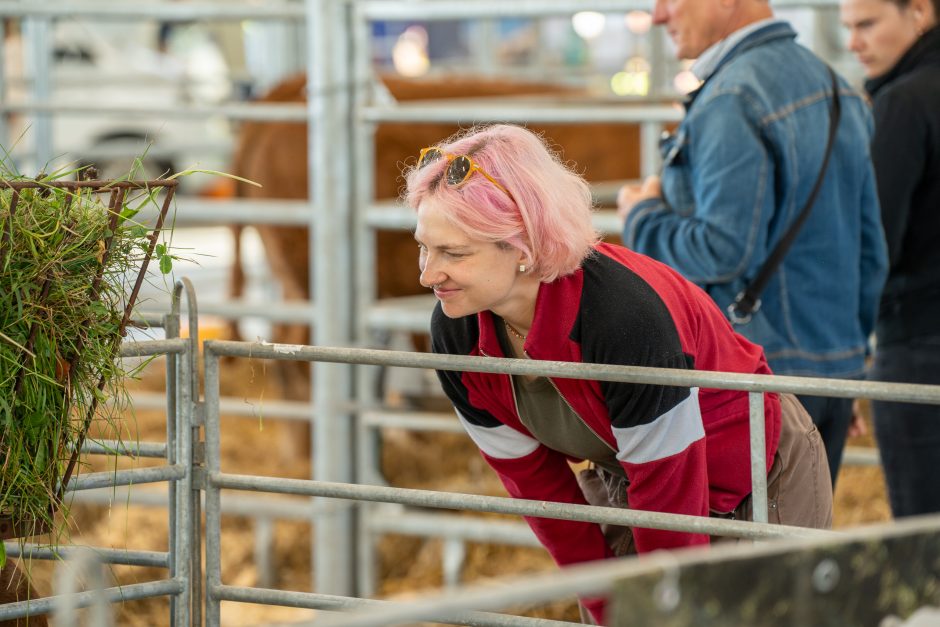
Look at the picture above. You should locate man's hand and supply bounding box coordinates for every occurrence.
[848,399,869,438]
[617,175,662,223]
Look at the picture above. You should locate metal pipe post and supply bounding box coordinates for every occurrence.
[307,0,357,596]
[22,16,52,169]
[204,348,223,626]
[749,392,769,524]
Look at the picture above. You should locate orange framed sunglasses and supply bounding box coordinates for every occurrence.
[418,147,515,202]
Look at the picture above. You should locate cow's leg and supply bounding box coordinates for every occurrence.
[227,224,246,341]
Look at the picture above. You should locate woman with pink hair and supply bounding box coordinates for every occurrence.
[406,124,831,623]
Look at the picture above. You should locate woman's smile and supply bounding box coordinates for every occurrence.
[432,285,461,300]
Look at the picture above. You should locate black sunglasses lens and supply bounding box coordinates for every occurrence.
[447,156,472,185]
[419,148,443,168]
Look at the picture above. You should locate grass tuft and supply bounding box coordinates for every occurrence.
[0,161,176,564]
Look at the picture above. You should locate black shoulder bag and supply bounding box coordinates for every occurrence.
[727,66,842,325]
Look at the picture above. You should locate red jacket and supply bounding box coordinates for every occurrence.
[431,243,780,563]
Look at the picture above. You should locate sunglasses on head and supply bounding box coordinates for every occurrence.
[418,147,514,202]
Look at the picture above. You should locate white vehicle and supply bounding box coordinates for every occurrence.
[4,18,234,192]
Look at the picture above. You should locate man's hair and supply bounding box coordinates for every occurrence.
[404,124,599,282]
[887,0,940,20]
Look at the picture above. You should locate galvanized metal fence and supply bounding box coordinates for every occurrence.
[0,1,915,624]
[198,336,940,626]
[302,513,940,627]
[3,282,939,624]
[0,278,199,625]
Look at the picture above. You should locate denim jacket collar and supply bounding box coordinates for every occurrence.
[685,21,798,109]
[692,18,782,82]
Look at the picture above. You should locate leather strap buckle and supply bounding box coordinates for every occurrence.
[728,292,761,325]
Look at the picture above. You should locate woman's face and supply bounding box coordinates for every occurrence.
[841,0,923,77]
[415,198,526,320]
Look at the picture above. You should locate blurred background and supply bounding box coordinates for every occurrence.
[0,1,863,345]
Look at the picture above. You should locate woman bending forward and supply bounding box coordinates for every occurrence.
[406,124,832,623]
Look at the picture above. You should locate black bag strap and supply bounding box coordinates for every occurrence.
[728,66,842,325]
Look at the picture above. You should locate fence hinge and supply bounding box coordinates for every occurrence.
[191,401,206,426]
[192,441,206,466]
[191,466,208,491]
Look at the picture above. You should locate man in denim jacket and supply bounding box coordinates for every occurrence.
[619,0,888,485]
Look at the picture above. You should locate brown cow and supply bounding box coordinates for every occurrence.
[229,74,642,455]
[0,561,47,627]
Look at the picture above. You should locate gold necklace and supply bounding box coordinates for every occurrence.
[505,321,527,342]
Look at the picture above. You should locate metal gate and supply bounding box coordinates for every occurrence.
[2,0,925,624]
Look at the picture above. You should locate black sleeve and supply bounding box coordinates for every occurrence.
[578,255,694,431]
[871,86,928,269]
[429,304,503,429]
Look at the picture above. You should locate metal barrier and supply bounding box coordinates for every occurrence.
[0,1,902,623]
[200,337,940,626]
[300,514,940,627]
[0,278,198,625]
[3,291,936,625]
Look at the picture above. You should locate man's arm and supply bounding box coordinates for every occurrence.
[623,91,775,285]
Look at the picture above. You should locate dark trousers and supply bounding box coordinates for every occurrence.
[796,393,853,488]
[871,337,940,518]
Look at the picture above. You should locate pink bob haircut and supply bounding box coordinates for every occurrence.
[403,124,599,283]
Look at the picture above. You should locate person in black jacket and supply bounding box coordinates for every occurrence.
[842,0,940,517]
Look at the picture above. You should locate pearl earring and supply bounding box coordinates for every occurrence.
[519,264,526,273]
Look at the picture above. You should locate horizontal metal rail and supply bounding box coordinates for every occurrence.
[843,446,881,466]
[205,341,940,405]
[0,579,185,622]
[187,300,318,324]
[0,0,834,22]
[313,515,940,627]
[0,101,311,122]
[118,192,617,231]
[5,543,170,569]
[360,104,683,125]
[163,197,312,226]
[66,465,185,492]
[119,338,188,358]
[211,473,831,541]
[79,439,167,459]
[135,303,320,327]
[0,1,304,20]
[214,584,579,627]
[355,0,839,21]
[130,391,317,422]
[365,294,437,332]
[71,484,334,521]
[365,202,622,233]
[130,313,168,329]
[9,138,232,167]
[367,511,539,547]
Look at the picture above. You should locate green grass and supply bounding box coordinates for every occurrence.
[0,163,176,565]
